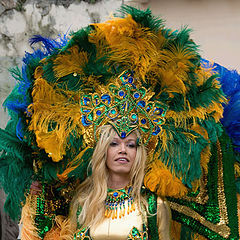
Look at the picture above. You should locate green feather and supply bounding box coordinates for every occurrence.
[0,129,33,219]
[186,75,225,110]
[116,5,164,32]
[159,124,208,187]
[0,129,32,161]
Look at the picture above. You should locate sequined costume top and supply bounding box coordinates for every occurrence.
[74,188,171,240]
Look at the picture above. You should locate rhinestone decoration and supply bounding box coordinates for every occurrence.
[79,71,167,144]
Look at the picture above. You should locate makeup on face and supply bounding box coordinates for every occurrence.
[106,132,137,176]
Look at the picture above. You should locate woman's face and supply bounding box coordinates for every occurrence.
[106,131,137,176]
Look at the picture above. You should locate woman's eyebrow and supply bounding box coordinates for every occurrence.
[126,138,136,142]
[112,138,119,141]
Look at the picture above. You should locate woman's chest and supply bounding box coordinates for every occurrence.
[74,206,148,240]
[91,207,143,240]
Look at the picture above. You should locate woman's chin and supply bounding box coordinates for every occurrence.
[109,167,131,176]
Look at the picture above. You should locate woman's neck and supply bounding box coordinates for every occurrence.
[107,173,130,189]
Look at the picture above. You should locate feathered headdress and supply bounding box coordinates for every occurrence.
[0,4,225,213]
[0,5,239,240]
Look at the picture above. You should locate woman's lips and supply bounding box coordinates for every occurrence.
[115,158,129,163]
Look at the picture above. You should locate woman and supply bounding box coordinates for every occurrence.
[29,126,171,239]
[70,125,171,239]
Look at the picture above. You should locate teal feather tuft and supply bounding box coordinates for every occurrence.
[0,129,33,220]
[116,5,164,32]
[159,125,208,187]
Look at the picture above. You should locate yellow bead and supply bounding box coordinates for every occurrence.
[132,203,136,211]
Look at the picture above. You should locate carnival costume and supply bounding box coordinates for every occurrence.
[0,5,239,240]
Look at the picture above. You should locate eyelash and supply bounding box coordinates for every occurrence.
[109,142,136,148]
[110,142,118,146]
[128,143,136,148]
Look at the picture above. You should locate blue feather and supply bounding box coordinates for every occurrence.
[23,34,69,65]
[29,35,60,54]
[5,34,70,145]
[16,118,24,141]
[211,63,240,97]
[4,100,28,113]
[22,49,46,65]
[201,59,240,153]
[29,34,69,55]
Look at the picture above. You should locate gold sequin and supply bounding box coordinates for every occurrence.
[182,170,208,204]
[216,140,229,225]
[169,201,230,238]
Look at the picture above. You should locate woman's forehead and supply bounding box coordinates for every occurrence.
[113,131,137,141]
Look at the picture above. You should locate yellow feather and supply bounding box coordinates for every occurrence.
[57,147,90,182]
[53,45,88,78]
[165,100,224,130]
[90,15,160,80]
[193,233,208,240]
[157,43,196,80]
[234,163,240,177]
[157,128,174,152]
[170,221,182,240]
[159,69,187,94]
[206,102,225,122]
[190,124,211,173]
[28,75,83,162]
[21,195,41,240]
[144,160,188,197]
[44,216,73,240]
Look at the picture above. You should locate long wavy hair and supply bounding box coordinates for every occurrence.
[69,125,147,230]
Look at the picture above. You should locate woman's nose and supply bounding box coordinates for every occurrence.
[119,143,127,154]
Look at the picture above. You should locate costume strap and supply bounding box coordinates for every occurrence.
[145,189,159,240]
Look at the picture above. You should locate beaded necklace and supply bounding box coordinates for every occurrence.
[105,185,135,219]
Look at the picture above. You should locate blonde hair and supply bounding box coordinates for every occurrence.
[69,125,147,230]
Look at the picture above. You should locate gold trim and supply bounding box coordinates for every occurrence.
[169,201,230,238]
[182,170,208,204]
[237,194,240,234]
[216,140,229,224]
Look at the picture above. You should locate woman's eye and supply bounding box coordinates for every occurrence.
[127,143,136,148]
[110,142,118,146]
